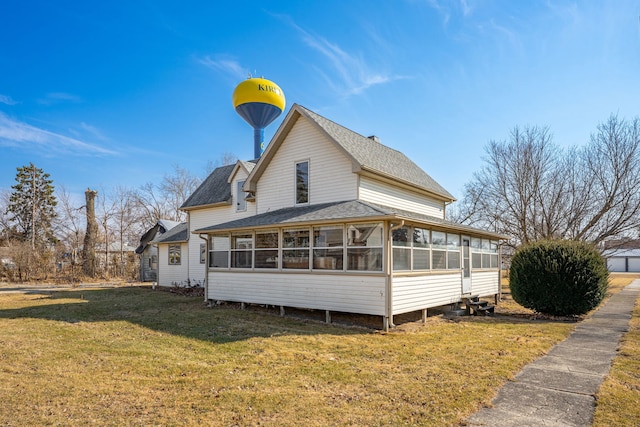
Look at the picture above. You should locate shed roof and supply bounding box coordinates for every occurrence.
[194,200,503,239]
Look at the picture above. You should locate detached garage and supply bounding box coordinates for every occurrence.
[606,249,640,272]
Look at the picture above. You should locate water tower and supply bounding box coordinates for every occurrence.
[232,76,286,159]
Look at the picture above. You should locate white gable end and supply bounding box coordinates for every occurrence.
[256,116,357,214]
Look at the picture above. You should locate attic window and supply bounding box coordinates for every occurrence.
[295,160,309,204]
[236,180,247,212]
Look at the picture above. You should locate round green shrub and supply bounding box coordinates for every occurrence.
[509,240,608,316]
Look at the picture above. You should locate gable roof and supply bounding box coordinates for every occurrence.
[194,199,504,240]
[246,104,455,202]
[153,222,188,244]
[180,164,235,210]
[135,219,183,254]
[228,160,256,183]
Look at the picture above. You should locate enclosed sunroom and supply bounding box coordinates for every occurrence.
[195,200,503,330]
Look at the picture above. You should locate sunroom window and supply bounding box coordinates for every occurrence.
[412,227,430,270]
[231,233,253,268]
[313,225,343,270]
[347,223,383,271]
[392,227,411,271]
[282,228,310,269]
[447,233,461,269]
[255,230,278,269]
[471,237,482,268]
[431,231,447,269]
[210,235,229,268]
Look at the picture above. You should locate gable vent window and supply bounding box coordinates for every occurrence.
[295,161,309,204]
[236,180,247,212]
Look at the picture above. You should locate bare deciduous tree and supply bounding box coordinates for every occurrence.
[133,164,202,225]
[54,186,85,275]
[455,115,640,247]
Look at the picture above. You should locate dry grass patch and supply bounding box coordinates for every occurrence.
[593,273,640,427]
[0,286,577,426]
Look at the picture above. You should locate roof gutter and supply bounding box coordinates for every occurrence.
[198,234,209,302]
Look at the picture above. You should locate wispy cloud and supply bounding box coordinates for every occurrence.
[0,112,116,156]
[0,94,18,105]
[425,0,475,26]
[278,14,404,97]
[79,122,110,142]
[196,55,248,80]
[37,92,83,106]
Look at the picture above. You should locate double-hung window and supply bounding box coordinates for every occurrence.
[168,244,181,265]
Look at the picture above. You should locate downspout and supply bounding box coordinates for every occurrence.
[386,220,405,331]
[198,234,209,302]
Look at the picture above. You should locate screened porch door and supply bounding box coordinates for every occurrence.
[462,236,471,293]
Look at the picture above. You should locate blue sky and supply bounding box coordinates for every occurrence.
[1,0,639,203]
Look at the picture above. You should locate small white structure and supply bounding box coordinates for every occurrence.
[135,219,182,282]
[157,104,504,328]
[606,249,640,272]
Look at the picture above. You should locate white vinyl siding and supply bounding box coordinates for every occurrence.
[208,272,386,315]
[157,243,189,287]
[359,177,445,219]
[470,270,500,297]
[257,118,357,213]
[392,273,462,315]
[187,169,256,282]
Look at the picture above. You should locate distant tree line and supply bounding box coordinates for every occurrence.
[451,114,640,248]
[0,153,237,282]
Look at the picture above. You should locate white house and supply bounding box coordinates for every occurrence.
[135,219,183,282]
[156,104,504,329]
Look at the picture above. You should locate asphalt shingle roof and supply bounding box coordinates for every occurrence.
[153,222,188,243]
[297,105,455,201]
[180,164,235,209]
[194,200,503,239]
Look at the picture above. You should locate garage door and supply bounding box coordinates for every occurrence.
[608,257,626,272]
[628,257,640,272]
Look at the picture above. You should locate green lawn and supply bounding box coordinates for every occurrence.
[0,276,635,426]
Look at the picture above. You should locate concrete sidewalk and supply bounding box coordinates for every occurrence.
[466,279,640,427]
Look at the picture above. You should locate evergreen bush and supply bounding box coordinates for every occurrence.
[509,240,608,316]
